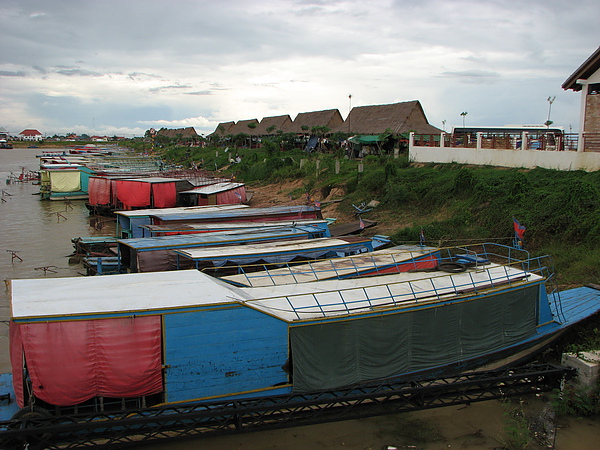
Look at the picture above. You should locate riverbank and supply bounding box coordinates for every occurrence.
[1,148,599,449]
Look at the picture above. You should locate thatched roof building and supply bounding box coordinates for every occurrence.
[208,101,441,139]
[335,101,441,135]
[287,109,344,134]
[210,122,235,137]
[254,115,293,135]
[156,127,200,139]
[226,119,260,136]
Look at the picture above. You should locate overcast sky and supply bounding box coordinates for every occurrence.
[0,0,598,137]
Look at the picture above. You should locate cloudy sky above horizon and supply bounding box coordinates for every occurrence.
[0,0,598,137]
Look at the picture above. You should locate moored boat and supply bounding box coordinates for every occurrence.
[5,243,600,422]
[173,235,390,274]
[116,224,335,274]
[219,244,440,286]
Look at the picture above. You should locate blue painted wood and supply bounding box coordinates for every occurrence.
[163,305,289,403]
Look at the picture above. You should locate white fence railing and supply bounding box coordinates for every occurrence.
[409,133,600,171]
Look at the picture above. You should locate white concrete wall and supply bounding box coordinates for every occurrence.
[409,134,600,172]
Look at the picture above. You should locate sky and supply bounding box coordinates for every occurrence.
[0,0,598,138]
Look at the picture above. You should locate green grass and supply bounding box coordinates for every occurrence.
[154,142,600,287]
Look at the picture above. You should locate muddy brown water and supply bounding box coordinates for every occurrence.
[0,148,598,449]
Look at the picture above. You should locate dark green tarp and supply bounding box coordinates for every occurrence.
[290,285,539,392]
[348,135,388,145]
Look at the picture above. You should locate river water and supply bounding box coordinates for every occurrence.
[0,148,598,449]
[0,148,115,374]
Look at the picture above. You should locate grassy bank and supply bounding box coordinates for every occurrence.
[157,142,600,288]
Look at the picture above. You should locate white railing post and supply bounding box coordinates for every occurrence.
[440,132,445,148]
[476,132,483,149]
[521,132,527,150]
[576,79,588,152]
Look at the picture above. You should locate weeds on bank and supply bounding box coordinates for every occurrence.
[551,378,600,418]
[500,401,531,450]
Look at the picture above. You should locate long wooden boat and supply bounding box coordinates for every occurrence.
[69,205,251,257]
[116,224,334,273]
[138,218,334,237]
[220,244,440,286]
[115,204,249,239]
[148,204,323,228]
[173,236,390,274]
[6,243,600,421]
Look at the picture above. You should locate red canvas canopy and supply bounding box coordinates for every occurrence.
[115,179,177,210]
[88,177,112,205]
[10,316,163,407]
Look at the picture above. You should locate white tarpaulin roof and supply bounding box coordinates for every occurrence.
[10,265,543,323]
[114,204,248,218]
[9,270,248,319]
[180,182,245,195]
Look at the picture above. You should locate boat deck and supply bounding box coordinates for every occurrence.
[221,245,438,287]
[554,285,600,324]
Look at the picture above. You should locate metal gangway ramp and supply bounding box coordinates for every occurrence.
[0,363,570,449]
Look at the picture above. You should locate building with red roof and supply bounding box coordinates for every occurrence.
[19,129,43,141]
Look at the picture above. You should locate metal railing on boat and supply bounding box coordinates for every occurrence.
[243,244,560,321]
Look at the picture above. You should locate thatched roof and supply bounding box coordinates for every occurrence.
[254,115,293,135]
[563,46,600,91]
[156,127,199,138]
[333,101,441,135]
[226,119,260,136]
[210,121,235,136]
[287,109,344,134]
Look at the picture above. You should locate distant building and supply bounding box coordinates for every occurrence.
[333,101,441,136]
[225,119,260,136]
[208,101,440,139]
[562,46,600,151]
[210,121,235,138]
[156,127,200,140]
[19,129,43,141]
[253,115,293,136]
[287,109,345,135]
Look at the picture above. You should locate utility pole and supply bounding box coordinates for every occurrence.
[546,96,556,127]
[348,94,352,133]
[460,112,468,128]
